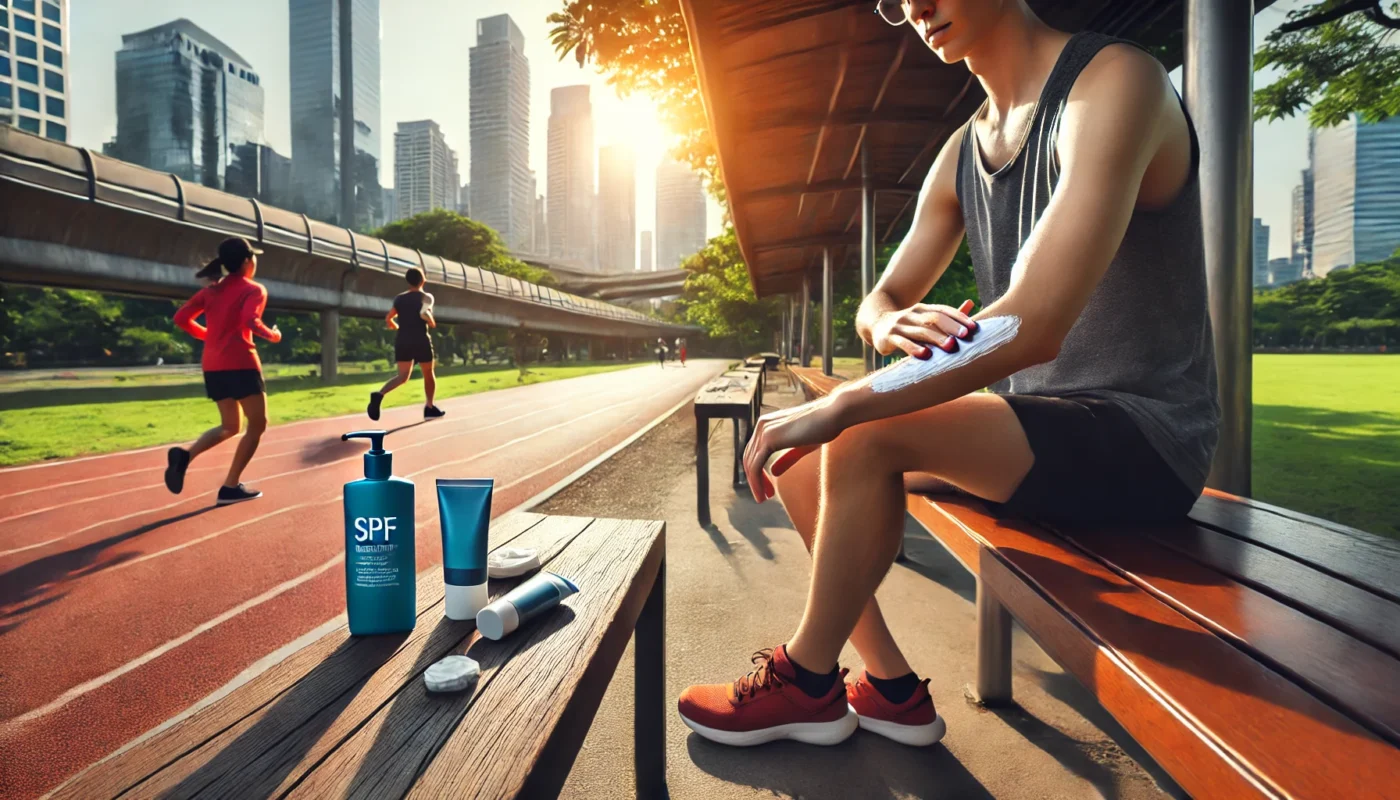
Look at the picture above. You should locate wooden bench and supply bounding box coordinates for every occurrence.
[790,366,1400,799]
[694,371,760,526]
[53,513,667,800]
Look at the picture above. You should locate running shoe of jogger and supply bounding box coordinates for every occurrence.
[680,0,1220,749]
[368,268,445,421]
[164,238,283,506]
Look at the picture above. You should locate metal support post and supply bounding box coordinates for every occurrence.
[974,578,1013,705]
[634,554,666,799]
[800,273,812,367]
[320,309,340,383]
[1185,0,1253,497]
[822,247,834,376]
[338,0,356,228]
[861,144,877,375]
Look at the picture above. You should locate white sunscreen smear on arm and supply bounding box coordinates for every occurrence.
[870,315,1022,393]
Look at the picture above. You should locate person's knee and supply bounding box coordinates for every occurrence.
[220,420,242,439]
[245,416,268,436]
[825,421,904,477]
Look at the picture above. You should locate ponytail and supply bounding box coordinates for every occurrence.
[195,257,224,281]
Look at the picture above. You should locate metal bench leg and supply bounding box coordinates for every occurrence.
[732,419,745,488]
[974,577,1013,705]
[635,557,666,799]
[696,418,711,527]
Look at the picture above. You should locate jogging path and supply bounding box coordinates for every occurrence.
[0,360,723,798]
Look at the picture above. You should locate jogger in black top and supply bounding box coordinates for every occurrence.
[368,268,446,420]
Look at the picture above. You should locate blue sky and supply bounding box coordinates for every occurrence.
[69,0,1313,257]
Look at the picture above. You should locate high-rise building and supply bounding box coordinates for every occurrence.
[227,142,292,206]
[1252,218,1270,287]
[534,192,547,255]
[1,0,68,142]
[597,144,636,273]
[469,14,531,250]
[289,0,382,227]
[640,230,653,272]
[548,85,595,268]
[1268,257,1302,287]
[1310,115,1400,275]
[393,120,459,219]
[656,160,707,270]
[109,19,263,190]
[459,183,471,216]
[1291,173,1313,278]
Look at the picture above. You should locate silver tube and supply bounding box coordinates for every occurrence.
[822,247,833,376]
[339,0,356,228]
[1185,0,1253,496]
[861,144,877,375]
[800,272,811,366]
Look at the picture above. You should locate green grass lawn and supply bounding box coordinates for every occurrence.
[1252,354,1399,538]
[0,361,643,466]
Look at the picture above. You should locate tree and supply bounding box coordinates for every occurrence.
[678,228,780,349]
[1254,1,1400,126]
[547,1,724,202]
[375,209,558,287]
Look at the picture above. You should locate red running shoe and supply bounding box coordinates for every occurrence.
[678,645,857,747]
[846,670,947,746]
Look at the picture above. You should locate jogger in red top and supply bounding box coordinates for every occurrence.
[165,238,282,506]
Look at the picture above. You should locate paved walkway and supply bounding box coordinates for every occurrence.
[542,371,1174,799]
[0,361,725,799]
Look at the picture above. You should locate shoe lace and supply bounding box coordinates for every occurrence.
[733,649,784,700]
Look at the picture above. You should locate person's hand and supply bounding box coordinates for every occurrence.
[269,325,282,344]
[871,299,977,359]
[742,396,844,503]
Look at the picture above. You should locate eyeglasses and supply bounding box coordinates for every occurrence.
[874,1,908,26]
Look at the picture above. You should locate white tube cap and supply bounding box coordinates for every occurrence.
[475,598,519,641]
[444,582,489,621]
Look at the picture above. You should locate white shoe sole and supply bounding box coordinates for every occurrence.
[680,706,858,747]
[216,493,263,507]
[853,705,947,747]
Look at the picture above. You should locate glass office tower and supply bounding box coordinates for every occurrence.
[1,0,69,142]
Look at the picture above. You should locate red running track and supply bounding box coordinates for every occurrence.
[0,362,723,798]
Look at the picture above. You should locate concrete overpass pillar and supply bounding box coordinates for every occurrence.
[321,309,340,383]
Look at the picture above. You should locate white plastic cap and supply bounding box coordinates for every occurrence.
[444,582,489,621]
[476,598,520,641]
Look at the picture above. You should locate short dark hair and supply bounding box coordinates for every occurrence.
[405,268,424,287]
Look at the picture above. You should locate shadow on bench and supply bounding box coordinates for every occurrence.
[791,366,1400,799]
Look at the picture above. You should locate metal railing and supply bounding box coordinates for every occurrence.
[0,126,674,329]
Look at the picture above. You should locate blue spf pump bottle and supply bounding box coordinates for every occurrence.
[341,430,416,635]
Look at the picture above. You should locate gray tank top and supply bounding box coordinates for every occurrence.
[955,31,1220,494]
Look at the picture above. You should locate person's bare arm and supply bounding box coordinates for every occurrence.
[854,128,975,359]
[386,307,399,331]
[745,46,1180,496]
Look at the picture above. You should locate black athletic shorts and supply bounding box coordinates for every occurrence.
[204,369,265,402]
[996,394,1198,524]
[394,336,435,365]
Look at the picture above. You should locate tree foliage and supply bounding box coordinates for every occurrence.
[677,228,779,348]
[1254,254,1400,347]
[374,209,557,287]
[1254,1,1400,126]
[547,0,723,203]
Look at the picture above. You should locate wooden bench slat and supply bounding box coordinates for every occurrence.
[51,512,549,800]
[1067,526,1400,746]
[285,519,661,800]
[1143,523,1400,661]
[116,515,598,800]
[920,497,1400,800]
[1191,491,1400,606]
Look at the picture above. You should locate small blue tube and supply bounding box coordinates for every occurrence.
[475,573,579,640]
[436,479,493,620]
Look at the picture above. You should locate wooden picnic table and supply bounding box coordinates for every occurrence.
[53,513,667,800]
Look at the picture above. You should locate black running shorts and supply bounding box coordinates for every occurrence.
[996,394,1198,524]
[395,336,435,365]
[204,369,265,402]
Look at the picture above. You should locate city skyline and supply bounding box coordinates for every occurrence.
[60,0,1330,259]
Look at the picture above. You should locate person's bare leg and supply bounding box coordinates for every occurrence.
[223,393,268,488]
[784,393,1034,673]
[420,360,437,407]
[378,361,414,396]
[774,454,913,679]
[187,398,242,462]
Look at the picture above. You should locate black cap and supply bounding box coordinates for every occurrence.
[197,237,263,279]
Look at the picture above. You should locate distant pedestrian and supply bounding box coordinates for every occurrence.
[679,338,688,367]
[368,268,445,421]
[655,337,668,368]
[165,238,281,506]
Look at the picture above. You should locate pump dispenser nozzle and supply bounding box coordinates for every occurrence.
[343,430,392,479]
